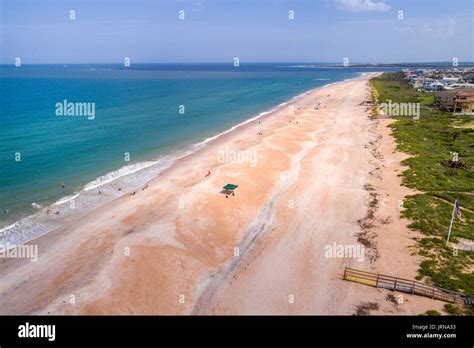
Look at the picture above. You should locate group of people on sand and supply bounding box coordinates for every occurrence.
[45,209,61,215]
[19,144,238,219]
[4,179,152,218]
[56,179,150,205]
[129,184,149,196]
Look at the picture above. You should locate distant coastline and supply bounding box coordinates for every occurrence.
[296,62,474,69]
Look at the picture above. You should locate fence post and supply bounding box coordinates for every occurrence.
[412,281,415,294]
[376,274,379,287]
[394,278,398,291]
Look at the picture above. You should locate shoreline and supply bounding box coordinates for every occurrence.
[0,72,443,315]
[0,72,367,248]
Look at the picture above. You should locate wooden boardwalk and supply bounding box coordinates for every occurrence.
[343,267,473,306]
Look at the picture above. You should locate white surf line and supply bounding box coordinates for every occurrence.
[191,120,322,314]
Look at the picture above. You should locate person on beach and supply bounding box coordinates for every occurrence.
[118,187,122,192]
[205,170,211,177]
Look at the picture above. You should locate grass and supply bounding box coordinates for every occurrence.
[354,302,380,316]
[444,303,462,315]
[370,73,474,311]
[402,194,473,240]
[371,72,430,104]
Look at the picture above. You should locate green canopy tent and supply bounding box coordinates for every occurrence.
[222,184,238,198]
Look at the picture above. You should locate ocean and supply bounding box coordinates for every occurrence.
[0,63,397,246]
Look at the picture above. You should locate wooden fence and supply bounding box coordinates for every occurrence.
[343,267,472,306]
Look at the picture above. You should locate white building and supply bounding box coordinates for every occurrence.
[441,77,460,87]
[425,81,445,92]
[445,83,474,90]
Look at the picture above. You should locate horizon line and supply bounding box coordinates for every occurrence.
[2,61,474,66]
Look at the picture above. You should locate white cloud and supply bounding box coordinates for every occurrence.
[335,0,391,12]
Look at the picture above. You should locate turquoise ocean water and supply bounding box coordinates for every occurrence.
[0,63,397,245]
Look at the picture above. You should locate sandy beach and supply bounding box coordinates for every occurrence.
[0,73,446,315]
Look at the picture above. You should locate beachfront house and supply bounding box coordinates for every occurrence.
[424,81,445,92]
[422,78,435,87]
[445,82,474,90]
[434,91,456,111]
[462,73,474,83]
[413,77,425,89]
[441,77,460,87]
[453,90,474,114]
[434,89,474,113]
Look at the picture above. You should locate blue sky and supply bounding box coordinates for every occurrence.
[1,0,473,64]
